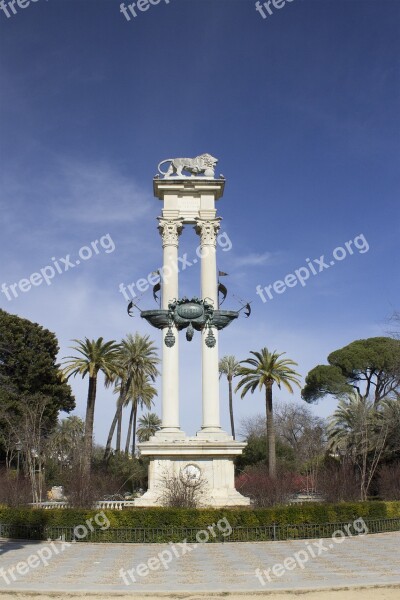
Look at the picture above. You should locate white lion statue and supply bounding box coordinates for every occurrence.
[158,153,218,178]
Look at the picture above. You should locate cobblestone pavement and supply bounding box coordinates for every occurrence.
[0,532,399,593]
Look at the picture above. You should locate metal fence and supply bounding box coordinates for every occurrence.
[1,517,399,543]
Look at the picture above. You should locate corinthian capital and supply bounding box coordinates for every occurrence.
[195,218,221,247]
[158,218,184,248]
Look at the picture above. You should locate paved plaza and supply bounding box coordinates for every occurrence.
[0,532,399,594]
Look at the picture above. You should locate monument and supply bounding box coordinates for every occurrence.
[134,154,250,507]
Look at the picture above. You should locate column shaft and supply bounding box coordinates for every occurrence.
[158,219,182,432]
[196,219,222,432]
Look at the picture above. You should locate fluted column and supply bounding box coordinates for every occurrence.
[158,218,183,432]
[195,218,222,432]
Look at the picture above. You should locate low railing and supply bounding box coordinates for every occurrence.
[28,501,137,510]
[289,492,324,504]
[95,500,136,510]
[1,517,399,544]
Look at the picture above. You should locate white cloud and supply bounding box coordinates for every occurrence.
[0,158,153,234]
[0,157,159,290]
[234,251,281,268]
[49,160,152,225]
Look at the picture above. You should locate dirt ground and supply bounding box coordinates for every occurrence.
[1,586,400,600]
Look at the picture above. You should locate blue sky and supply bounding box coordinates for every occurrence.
[1,0,399,444]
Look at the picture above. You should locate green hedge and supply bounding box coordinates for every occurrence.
[1,501,400,530]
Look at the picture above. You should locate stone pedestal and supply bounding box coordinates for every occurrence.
[135,434,250,507]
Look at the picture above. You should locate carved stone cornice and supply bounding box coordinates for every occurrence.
[158,218,184,248]
[195,218,221,247]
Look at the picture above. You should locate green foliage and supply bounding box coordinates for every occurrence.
[136,412,161,442]
[219,355,240,439]
[327,393,379,454]
[328,337,400,380]
[62,337,121,471]
[0,310,75,451]
[103,453,148,489]
[62,337,121,380]
[235,347,301,477]
[382,399,400,460]
[236,349,301,397]
[0,309,75,415]
[302,337,400,404]
[104,333,160,457]
[302,365,351,403]
[235,435,296,471]
[219,356,240,380]
[1,501,399,539]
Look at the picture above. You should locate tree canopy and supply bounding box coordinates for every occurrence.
[0,309,75,426]
[302,337,400,405]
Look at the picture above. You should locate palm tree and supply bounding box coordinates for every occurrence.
[124,375,157,455]
[103,333,159,459]
[137,412,162,442]
[219,355,240,439]
[49,416,85,469]
[62,338,120,473]
[235,348,301,478]
[327,392,389,500]
[327,393,374,456]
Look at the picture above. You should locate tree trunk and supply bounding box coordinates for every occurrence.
[104,398,123,459]
[116,409,122,452]
[265,382,276,478]
[116,376,132,453]
[228,376,235,439]
[83,375,97,474]
[132,403,138,456]
[27,452,38,504]
[125,403,134,455]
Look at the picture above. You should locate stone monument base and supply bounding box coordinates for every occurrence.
[134,431,250,507]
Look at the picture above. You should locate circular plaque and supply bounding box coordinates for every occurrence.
[180,463,202,486]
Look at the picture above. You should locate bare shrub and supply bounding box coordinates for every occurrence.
[235,466,297,507]
[60,464,103,508]
[317,460,360,502]
[58,446,148,507]
[157,469,207,508]
[378,463,400,500]
[0,469,32,507]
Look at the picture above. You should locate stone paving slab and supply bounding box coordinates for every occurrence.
[0,532,399,593]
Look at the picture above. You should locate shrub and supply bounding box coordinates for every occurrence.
[378,463,400,500]
[157,470,207,508]
[0,501,399,542]
[317,460,360,502]
[236,466,297,507]
[0,469,32,507]
[59,459,143,508]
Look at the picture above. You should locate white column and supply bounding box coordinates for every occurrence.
[196,219,222,432]
[158,218,183,432]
